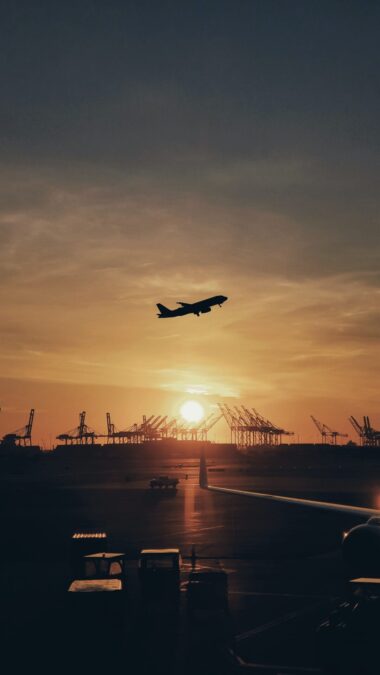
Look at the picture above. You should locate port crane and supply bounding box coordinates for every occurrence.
[106,412,115,440]
[362,416,380,446]
[349,416,364,444]
[160,418,177,438]
[126,415,155,443]
[1,408,35,446]
[144,415,168,440]
[218,404,241,445]
[349,415,380,447]
[57,411,99,445]
[218,403,293,448]
[198,412,223,442]
[179,413,223,442]
[183,414,214,442]
[311,415,348,445]
[105,413,140,443]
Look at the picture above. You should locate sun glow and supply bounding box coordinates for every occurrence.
[180,400,204,423]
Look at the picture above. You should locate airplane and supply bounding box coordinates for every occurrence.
[156,295,228,318]
[199,451,380,577]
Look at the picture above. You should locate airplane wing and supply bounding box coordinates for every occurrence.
[199,453,379,518]
[177,302,192,307]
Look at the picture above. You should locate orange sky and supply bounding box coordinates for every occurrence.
[0,173,378,447]
[0,4,379,447]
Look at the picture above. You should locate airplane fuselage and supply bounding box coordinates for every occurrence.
[157,295,228,318]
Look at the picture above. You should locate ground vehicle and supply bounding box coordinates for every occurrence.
[138,548,181,609]
[83,552,126,588]
[187,569,229,616]
[150,475,179,489]
[70,531,126,586]
[68,533,126,646]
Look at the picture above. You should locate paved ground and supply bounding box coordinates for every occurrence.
[1,453,379,673]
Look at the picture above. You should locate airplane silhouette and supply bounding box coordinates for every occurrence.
[157,295,228,318]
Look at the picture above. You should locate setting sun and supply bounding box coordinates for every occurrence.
[180,400,204,424]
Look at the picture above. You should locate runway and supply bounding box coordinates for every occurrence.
[1,454,378,673]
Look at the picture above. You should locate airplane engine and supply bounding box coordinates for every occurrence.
[201,307,211,313]
[342,517,380,577]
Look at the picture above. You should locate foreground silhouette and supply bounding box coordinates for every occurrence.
[157,295,228,318]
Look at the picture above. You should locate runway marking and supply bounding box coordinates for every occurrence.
[235,600,324,642]
[151,524,224,538]
[182,561,217,571]
[230,590,338,601]
[190,524,225,533]
[182,561,238,574]
[129,524,224,544]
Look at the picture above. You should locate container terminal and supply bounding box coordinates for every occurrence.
[0,403,380,455]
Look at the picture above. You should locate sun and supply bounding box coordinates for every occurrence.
[180,400,204,424]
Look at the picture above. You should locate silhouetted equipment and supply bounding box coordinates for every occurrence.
[70,531,108,578]
[138,548,182,610]
[160,418,177,437]
[96,412,223,444]
[67,575,124,640]
[68,578,122,593]
[143,414,168,440]
[105,412,144,443]
[68,535,124,645]
[157,295,228,318]
[56,411,100,445]
[52,407,380,450]
[310,415,348,445]
[70,530,126,587]
[218,403,293,448]
[83,552,126,589]
[102,411,224,444]
[103,413,223,443]
[169,412,223,442]
[150,475,179,489]
[349,416,364,443]
[1,408,35,446]
[106,412,114,439]
[349,415,380,447]
[199,413,223,441]
[55,405,299,448]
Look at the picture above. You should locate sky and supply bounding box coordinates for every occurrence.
[0,1,379,446]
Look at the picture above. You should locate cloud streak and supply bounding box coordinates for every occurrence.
[0,3,379,442]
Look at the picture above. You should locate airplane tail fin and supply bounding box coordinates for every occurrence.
[199,449,208,489]
[156,303,171,317]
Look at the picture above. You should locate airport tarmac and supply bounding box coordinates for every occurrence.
[1,455,379,673]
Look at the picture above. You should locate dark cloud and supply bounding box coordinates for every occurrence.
[0,2,379,440]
